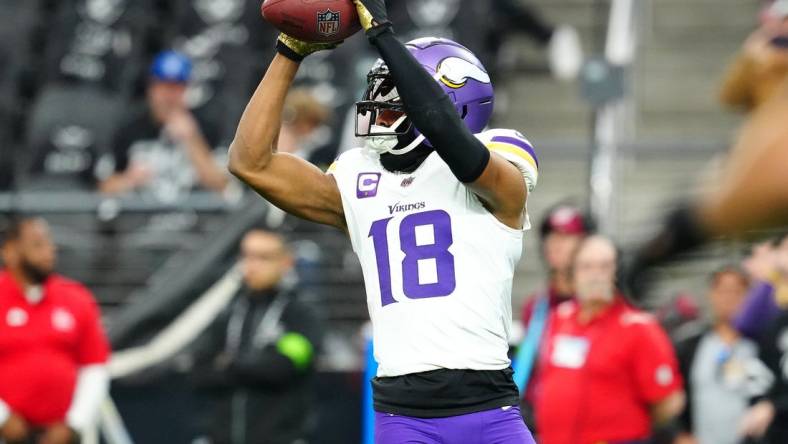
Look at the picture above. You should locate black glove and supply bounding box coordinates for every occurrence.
[352,0,392,38]
[622,202,708,302]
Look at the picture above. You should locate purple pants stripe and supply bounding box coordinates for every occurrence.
[374,406,536,444]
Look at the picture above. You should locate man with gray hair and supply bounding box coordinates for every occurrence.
[534,236,685,444]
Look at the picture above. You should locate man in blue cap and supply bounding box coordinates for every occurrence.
[100,51,227,199]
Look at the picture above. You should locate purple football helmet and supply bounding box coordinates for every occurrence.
[356,37,494,152]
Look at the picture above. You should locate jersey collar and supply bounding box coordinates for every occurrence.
[379,144,434,174]
[574,296,628,325]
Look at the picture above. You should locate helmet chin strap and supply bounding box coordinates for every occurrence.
[389,133,426,155]
[364,114,428,155]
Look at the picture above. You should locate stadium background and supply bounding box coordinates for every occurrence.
[0,0,770,443]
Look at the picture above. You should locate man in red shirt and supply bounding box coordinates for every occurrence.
[535,235,685,444]
[0,217,110,444]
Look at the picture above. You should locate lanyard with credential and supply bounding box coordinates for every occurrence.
[512,293,550,393]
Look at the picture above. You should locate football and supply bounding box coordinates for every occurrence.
[261,0,362,43]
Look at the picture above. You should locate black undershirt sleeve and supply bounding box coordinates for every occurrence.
[369,29,490,183]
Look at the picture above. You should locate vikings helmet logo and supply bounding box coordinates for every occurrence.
[436,57,491,89]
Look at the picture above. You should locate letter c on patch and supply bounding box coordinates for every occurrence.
[357,173,382,199]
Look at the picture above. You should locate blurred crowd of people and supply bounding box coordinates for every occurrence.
[516,204,788,444]
[4,210,788,444]
[0,218,324,444]
[6,1,788,444]
[0,0,581,203]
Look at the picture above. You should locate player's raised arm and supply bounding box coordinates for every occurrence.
[228,35,345,229]
[352,0,537,229]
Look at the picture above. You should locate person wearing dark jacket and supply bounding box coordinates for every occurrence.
[738,233,788,444]
[191,229,323,444]
[674,266,758,444]
[740,308,788,444]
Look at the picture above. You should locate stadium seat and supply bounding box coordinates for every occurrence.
[170,0,277,52]
[185,44,271,143]
[22,84,121,190]
[0,1,46,132]
[0,22,26,174]
[0,141,15,191]
[0,1,41,66]
[41,0,159,96]
[165,0,278,140]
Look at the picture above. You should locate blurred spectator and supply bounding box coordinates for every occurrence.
[739,313,788,444]
[719,0,788,112]
[655,293,702,342]
[534,236,684,444]
[190,229,323,444]
[277,88,331,163]
[740,314,788,444]
[294,38,368,165]
[518,205,591,411]
[99,50,227,200]
[0,217,110,444]
[738,233,788,444]
[674,266,759,444]
[735,235,788,340]
[170,0,278,143]
[522,205,592,325]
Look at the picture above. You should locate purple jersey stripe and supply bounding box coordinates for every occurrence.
[491,136,539,167]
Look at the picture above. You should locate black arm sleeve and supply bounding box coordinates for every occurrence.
[369,30,490,183]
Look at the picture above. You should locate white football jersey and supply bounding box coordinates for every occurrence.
[329,129,538,377]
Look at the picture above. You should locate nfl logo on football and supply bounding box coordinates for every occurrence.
[316,9,340,37]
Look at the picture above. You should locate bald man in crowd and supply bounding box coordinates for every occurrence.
[0,217,110,444]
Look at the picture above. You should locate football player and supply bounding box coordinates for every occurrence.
[228,0,538,442]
